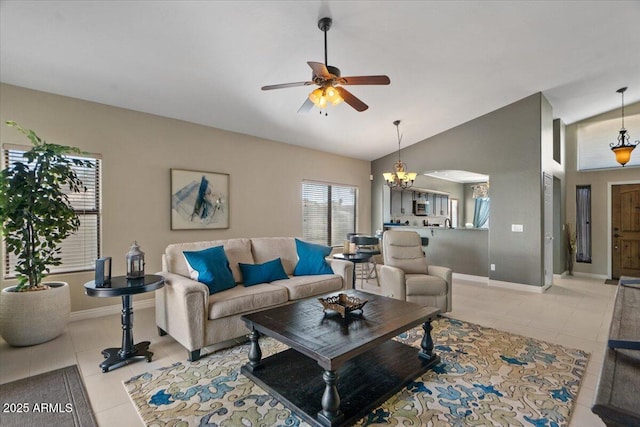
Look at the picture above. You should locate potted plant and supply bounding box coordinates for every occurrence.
[0,121,92,346]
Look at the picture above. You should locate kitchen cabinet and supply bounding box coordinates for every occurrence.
[390,188,400,215]
[402,191,413,215]
[434,194,449,216]
[389,187,450,217]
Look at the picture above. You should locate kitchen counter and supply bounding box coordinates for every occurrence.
[384,224,487,231]
[382,225,489,276]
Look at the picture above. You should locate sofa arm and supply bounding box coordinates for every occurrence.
[379,265,406,300]
[428,265,452,312]
[326,258,353,291]
[155,271,209,352]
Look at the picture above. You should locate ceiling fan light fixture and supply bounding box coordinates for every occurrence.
[383,120,416,189]
[308,86,343,108]
[261,17,389,113]
[308,88,327,108]
[326,86,343,105]
[609,87,639,167]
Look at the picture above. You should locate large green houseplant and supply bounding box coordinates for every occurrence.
[0,121,92,346]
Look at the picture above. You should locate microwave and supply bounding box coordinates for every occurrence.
[413,200,428,216]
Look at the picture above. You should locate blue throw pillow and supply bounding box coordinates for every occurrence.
[293,238,334,276]
[239,258,289,287]
[182,246,236,294]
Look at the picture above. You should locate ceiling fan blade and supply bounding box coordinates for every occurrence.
[339,75,390,85]
[297,97,315,113]
[336,87,368,112]
[307,61,332,79]
[262,81,313,91]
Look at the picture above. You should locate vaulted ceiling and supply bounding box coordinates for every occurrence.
[1,1,639,160]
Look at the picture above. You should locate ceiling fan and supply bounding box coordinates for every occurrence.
[261,17,390,113]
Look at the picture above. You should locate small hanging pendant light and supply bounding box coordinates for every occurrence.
[610,87,639,167]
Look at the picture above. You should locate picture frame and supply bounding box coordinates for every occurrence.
[171,169,229,230]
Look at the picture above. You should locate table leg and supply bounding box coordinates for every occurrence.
[317,369,344,425]
[351,264,357,289]
[419,319,435,361]
[120,295,135,357]
[246,327,263,372]
[99,295,153,373]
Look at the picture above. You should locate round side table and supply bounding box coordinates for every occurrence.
[332,253,372,289]
[84,274,164,373]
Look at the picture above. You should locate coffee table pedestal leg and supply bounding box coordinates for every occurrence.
[418,319,435,361]
[317,369,344,426]
[246,328,263,372]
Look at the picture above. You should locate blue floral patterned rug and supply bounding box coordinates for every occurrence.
[124,318,589,426]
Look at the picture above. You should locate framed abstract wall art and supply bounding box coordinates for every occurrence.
[171,169,229,230]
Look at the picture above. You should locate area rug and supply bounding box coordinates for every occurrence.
[124,318,589,427]
[0,365,97,427]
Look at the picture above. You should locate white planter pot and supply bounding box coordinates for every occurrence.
[0,282,70,346]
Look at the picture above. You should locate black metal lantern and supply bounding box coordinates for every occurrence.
[126,241,145,279]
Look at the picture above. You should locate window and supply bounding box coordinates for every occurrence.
[577,112,640,170]
[302,181,357,246]
[576,185,592,263]
[3,146,101,277]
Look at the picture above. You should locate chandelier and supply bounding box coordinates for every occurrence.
[472,183,490,198]
[383,120,417,189]
[610,87,638,167]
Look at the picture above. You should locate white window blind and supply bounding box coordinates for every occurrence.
[302,181,356,246]
[3,148,101,277]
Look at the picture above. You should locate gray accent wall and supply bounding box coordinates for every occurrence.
[372,93,551,287]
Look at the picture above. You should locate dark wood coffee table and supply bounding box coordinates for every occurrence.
[240,290,440,427]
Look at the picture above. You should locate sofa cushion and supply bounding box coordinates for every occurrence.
[405,274,448,296]
[293,239,333,276]
[183,246,236,294]
[208,284,289,320]
[272,274,342,301]
[251,237,298,276]
[165,239,254,283]
[239,258,289,286]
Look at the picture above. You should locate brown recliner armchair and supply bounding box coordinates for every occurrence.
[380,230,452,313]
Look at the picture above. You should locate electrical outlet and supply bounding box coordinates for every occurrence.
[490,264,496,271]
[511,224,524,232]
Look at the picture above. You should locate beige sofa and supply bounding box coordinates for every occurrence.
[155,237,353,361]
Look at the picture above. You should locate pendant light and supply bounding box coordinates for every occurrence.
[382,120,417,189]
[610,87,638,166]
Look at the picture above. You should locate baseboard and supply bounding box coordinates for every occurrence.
[70,298,155,322]
[452,273,488,285]
[571,271,609,280]
[488,279,551,293]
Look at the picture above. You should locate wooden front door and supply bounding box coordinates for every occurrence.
[612,184,640,279]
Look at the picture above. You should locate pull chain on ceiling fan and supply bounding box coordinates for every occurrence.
[261,17,390,113]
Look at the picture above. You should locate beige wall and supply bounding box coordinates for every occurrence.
[0,84,372,312]
[565,101,640,278]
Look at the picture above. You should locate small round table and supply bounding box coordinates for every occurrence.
[84,274,165,373]
[332,253,372,289]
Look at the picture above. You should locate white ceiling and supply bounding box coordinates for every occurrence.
[1,1,639,161]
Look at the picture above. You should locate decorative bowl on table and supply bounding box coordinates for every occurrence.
[318,293,368,318]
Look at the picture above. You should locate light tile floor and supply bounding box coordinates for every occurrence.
[0,274,615,426]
